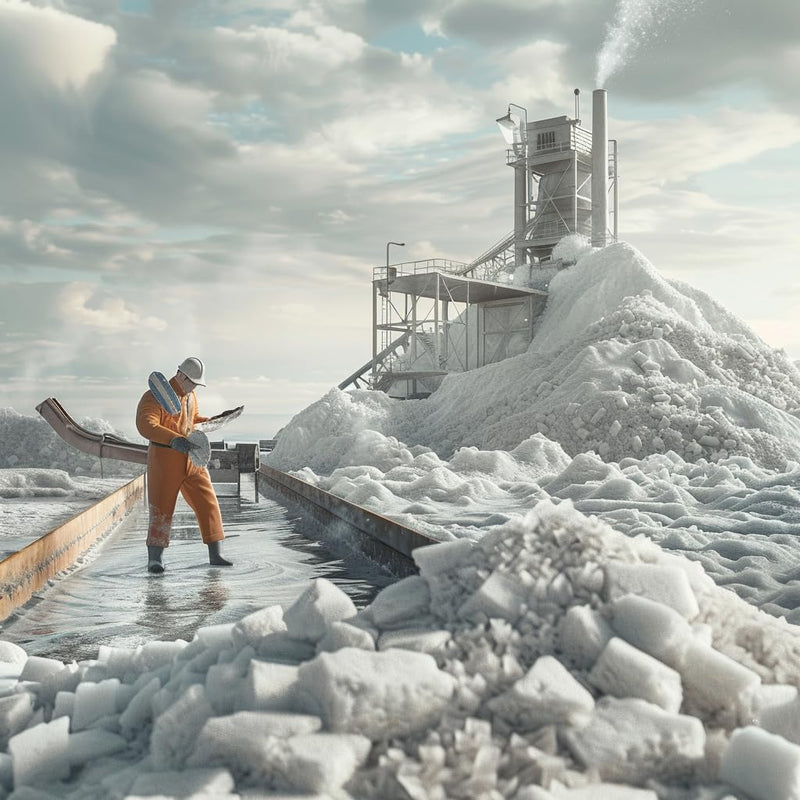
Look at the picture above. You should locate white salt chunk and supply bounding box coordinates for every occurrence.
[611,594,692,666]
[550,782,658,799]
[195,623,236,651]
[459,571,526,622]
[604,562,699,619]
[589,638,683,713]
[150,684,213,770]
[680,639,761,717]
[119,676,161,733]
[277,732,371,793]
[413,538,474,578]
[489,655,594,728]
[188,711,322,777]
[295,647,454,739]
[0,641,28,668]
[128,767,235,798]
[564,697,705,784]
[720,726,800,800]
[133,640,188,672]
[235,661,299,712]
[72,678,121,731]
[231,604,286,648]
[256,631,315,663]
[18,655,64,683]
[558,605,613,669]
[318,620,377,653]
[370,575,431,629]
[283,579,358,643]
[52,690,75,721]
[0,692,34,747]
[753,685,800,744]
[205,662,246,715]
[377,628,451,654]
[67,729,127,764]
[9,716,70,786]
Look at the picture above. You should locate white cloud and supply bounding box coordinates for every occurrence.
[58,284,167,332]
[0,0,116,91]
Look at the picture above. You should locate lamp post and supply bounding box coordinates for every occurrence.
[496,104,528,267]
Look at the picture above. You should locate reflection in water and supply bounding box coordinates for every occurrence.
[3,488,396,658]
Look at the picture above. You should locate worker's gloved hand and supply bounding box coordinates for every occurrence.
[170,436,197,453]
[218,405,244,418]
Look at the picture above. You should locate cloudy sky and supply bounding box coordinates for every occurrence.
[1,0,799,440]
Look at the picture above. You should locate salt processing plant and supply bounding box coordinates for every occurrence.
[3,88,800,800]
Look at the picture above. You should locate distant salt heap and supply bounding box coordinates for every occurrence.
[2,502,800,798]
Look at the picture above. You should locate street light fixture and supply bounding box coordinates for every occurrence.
[495,103,528,153]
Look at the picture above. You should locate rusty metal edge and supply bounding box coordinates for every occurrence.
[257,464,437,564]
[0,475,146,622]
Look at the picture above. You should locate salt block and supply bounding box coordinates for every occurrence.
[377,629,451,654]
[604,562,699,619]
[680,640,761,717]
[72,678,121,731]
[277,732,371,792]
[753,685,800,745]
[96,645,137,677]
[150,684,214,770]
[0,753,11,790]
[18,655,65,683]
[188,711,322,777]
[317,620,376,653]
[369,575,431,629]
[550,783,658,799]
[235,660,299,713]
[611,594,692,667]
[458,571,526,622]
[128,767,235,798]
[295,647,455,739]
[412,538,474,577]
[564,697,705,784]
[9,716,70,786]
[52,691,75,721]
[720,726,800,800]
[133,639,188,672]
[67,729,126,765]
[515,787,558,800]
[558,605,613,669]
[119,676,161,733]
[589,638,682,713]
[489,655,594,728]
[195,622,236,651]
[0,692,35,748]
[231,605,286,648]
[283,579,358,643]
[205,662,247,715]
[256,631,316,664]
[0,641,28,668]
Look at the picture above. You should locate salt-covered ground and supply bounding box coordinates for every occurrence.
[2,240,800,798]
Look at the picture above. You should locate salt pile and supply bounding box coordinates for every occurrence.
[0,408,141,478]
[265,242,800,620]
[2,502,800,798]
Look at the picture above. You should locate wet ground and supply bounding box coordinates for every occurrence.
[0,478,396,661]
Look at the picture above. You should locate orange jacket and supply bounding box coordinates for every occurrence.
[136,377,209,445]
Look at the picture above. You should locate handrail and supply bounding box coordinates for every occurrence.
[338,332,411,390]
[36,397,148,464]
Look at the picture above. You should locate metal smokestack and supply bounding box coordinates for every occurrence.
[591,88,608,248]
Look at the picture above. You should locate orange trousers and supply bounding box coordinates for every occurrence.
[145,445,224,548]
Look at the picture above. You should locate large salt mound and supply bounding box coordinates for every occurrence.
[0,408,141,478]
[269,242,800,473]
[3,502,800,798]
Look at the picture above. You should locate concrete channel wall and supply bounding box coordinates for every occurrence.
[0,475,145,621]
[258,464,437,573]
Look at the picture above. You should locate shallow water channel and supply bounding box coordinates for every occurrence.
[0,479,396,661]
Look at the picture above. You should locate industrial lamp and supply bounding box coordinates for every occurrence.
[495,103,528,149]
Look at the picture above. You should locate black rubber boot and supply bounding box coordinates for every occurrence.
[147,545,165,574]
[208,541,233,566]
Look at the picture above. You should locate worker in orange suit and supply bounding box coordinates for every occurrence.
[136,356,233,574]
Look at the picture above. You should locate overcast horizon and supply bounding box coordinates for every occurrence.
[1,0,799,440]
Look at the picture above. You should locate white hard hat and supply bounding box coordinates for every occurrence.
[177,356,206,386]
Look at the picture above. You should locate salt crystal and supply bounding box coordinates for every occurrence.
[235,660,299,713]
[558,605,613,669]
[608,419,622,437]
[377,628,451,654]
[318,620,377,653]
[67,729,127,765]
[283,578,358,643]
[611,594,692,666]
[720,726,800,800]
[231,605,286,648]
[370,575,431,629]
[9,716,70,786]
[680,640,761,718]
[0,641,28,668]
[72,678,120,731]
[150,684,214,770]
[128,767,236,799]
[19,655,64,683]
[295,647,454,738]
[0,692,34,748]
[604,562,699,619]
[753,685,800,744]
[119,676,160,733]
[276,732,371,792]
[459,571,526,622]
[589,638,683,713]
